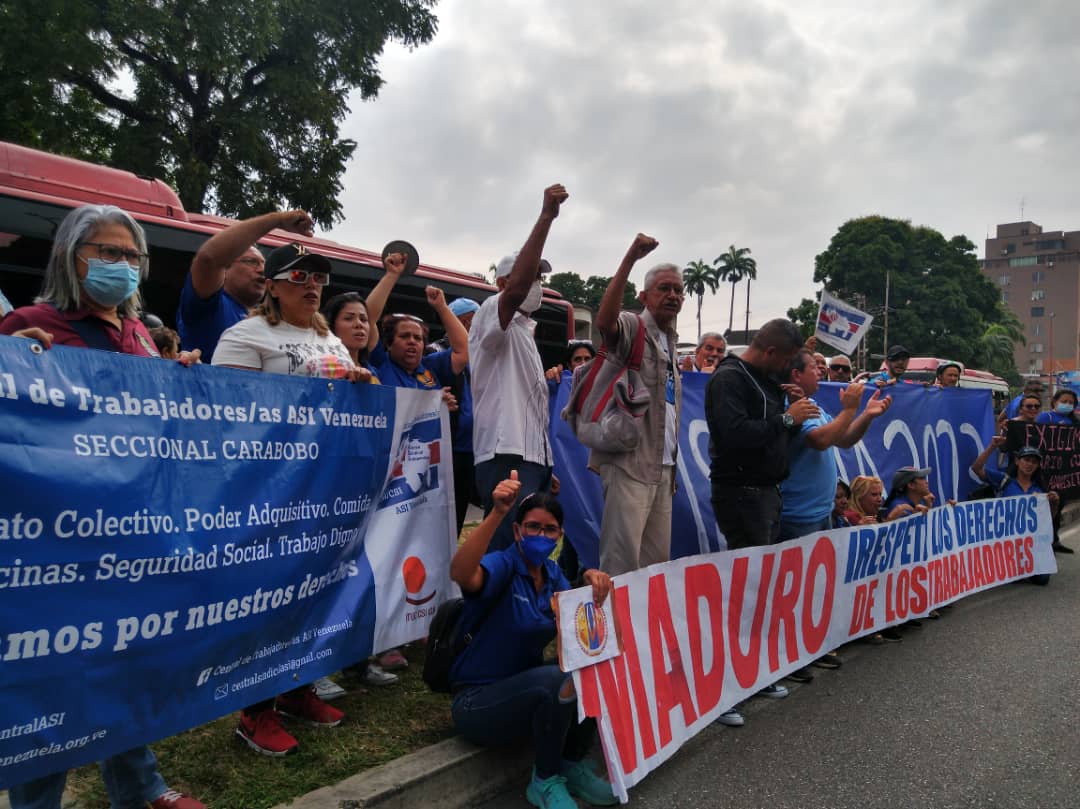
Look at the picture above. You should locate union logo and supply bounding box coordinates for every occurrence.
[574,600,607,656]
[402,555,436,606]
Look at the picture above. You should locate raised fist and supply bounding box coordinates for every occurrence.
[542,184,569,218]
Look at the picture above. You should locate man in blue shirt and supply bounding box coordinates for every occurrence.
[1005,379,1045,418]
[871,345,910,386]
[178,209,315,359]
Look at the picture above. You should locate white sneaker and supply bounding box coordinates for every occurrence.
[755,683,789,699]
[312,676,347,701]
[364,663,400,687]
[716,708,745,727]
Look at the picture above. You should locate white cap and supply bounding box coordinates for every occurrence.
[495,251,552,279]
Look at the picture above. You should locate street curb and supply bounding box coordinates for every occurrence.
[270,735,532,809]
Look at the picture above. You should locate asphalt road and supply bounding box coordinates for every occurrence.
[478,525,1080,809]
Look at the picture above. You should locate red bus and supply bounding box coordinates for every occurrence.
[0,141,574,365]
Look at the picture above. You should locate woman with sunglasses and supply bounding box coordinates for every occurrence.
[449,472,616,809]
[1013,393,1043,423]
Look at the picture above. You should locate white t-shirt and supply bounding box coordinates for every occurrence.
[468,293,552,466]
[212,316,354,377]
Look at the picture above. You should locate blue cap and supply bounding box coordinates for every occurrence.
[448,297,480,317]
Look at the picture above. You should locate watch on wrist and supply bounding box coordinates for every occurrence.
[781,413,795,429]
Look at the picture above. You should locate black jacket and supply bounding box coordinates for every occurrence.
[705,355,797,485]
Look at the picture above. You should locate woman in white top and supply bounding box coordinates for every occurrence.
[211,242,362,757]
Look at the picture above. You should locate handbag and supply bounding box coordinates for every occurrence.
[561,315,651,452]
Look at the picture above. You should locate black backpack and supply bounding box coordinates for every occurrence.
[422,585,505,694]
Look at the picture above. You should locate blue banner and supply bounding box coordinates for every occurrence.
[0,336,456,787]
[552,373,996,569]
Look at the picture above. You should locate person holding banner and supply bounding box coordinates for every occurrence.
[871,345,910,386]
[1,205,205,809]
[449,473,616,809]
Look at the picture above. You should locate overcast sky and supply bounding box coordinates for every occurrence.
[326,0,1080,339]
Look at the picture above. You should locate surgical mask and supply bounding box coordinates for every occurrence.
[82,258,140,307]
[1055,402,1075,415]
[519,532,557,566]
[520,280,543,314]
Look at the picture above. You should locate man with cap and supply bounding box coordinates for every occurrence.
[872,345,911,387]
[883,466,935,520]
[469,184,567,551]
[179,209,316,359]
[828,354,853,382]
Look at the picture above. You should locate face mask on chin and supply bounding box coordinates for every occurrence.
[519,280,543,314]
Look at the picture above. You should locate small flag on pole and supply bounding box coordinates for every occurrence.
[815,291,873,354]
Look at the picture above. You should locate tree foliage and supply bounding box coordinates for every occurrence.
[682,259,719,342]
[714,245,757,332]
[787,296,820,338]
[814,216,1019,374]
[0,0,439,226]
[546,272,637,312]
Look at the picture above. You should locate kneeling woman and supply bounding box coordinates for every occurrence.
[449,475,616,809]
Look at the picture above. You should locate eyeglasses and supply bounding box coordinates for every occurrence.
[521,521,562,539]
[80,242,148,265]
[273,269,330,286]
[832,367,852,374]
[652,283,685,297]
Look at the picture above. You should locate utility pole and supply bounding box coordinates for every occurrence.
[882,268,890,355]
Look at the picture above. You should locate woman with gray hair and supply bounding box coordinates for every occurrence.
[0,204,167,357]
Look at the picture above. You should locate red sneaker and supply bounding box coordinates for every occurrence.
[276,687,344,727]
[236,709,299,756]
[147,789,206,809]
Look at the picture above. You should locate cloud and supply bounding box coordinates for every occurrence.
[328,0,1080,335]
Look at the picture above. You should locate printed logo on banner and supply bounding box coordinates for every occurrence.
[402,556,436,606]
[818,301,866,339]
[574,601,608,656]
[379,415,442,509]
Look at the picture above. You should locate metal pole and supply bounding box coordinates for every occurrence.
[883,268,890,355]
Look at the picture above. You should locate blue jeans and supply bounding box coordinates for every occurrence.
[474,455,552,552]
[452,665,594,778]
[778,514,833,542]
[8,746,167,809]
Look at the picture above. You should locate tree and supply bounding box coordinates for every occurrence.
[0,0,439,227]
[714,245,757,332]
[787,296,820,338]
[743,259,759,334]
[682,259,720,342]
[814,216,1020,375]
[546,272,589,307]
[545,272,637,312]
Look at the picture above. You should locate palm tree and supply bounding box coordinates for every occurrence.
[682,260,720,342]
[976,324,1021,374]
[714,245,757,333]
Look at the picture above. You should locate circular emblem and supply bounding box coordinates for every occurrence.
[574,600,607,656]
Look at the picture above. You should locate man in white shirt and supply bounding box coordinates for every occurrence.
[469,184,568,550]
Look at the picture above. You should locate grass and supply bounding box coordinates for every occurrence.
[67,644,455,809]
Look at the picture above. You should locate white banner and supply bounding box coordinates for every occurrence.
[815,290,873,354]
[565,496,1057,803]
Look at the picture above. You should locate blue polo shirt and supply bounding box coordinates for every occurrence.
[176,275,248,358]
[780,401,837,522]
[369,342,456,390]
[1035,411,1077,426]
[449,547,570,688]
[453,365,474,454]
[985,466,1045,498]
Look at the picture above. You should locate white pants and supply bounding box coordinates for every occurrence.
[597,464,674,576]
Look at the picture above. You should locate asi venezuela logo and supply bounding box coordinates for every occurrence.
[574,600,608,656]
[402,555,436,606]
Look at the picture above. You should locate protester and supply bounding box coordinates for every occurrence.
[1013,393,1043,423]
[566,339,596,370]
[449,473,616,809]
[832,480,852,528]
[843,475,902,642]
[1035,389,1079,425]
[705,318,813,707]
[680,331,725,373]
[883,466,935,520]
[178,209,316,359]
[588,234,684,576]
[778,348,891,681]
[469,184,567,551]
[149,325,182,359]
[871,345,910,386]
[442,296,481,537]
[827,354,853,382]
[934,361,961,388]
[813,352,828,377]
[0,204,203,808]
[213,242,363,756]
[1005,379,1045,418]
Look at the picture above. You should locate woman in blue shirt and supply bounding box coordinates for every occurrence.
[1035,389,1079,426]
[449,474,615,809]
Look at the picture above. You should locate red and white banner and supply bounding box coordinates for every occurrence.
[564,495,1057,803]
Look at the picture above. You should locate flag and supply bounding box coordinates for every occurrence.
[815,290,873,354]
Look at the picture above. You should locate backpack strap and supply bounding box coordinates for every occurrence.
[626,314,647,371]
[50,304,117,352]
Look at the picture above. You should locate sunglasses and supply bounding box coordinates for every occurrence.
[273,269,330,286]
[1021,404,1041,410]
[80,242,148,265]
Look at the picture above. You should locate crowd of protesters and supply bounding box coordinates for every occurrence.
[0,188,1073,809]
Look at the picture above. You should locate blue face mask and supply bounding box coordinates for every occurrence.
[519,532,557,566]
[1055,402,1075,415]
[82,258,140,307]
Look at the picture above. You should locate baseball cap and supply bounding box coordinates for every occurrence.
[264,243,332,278]
[494,251,552,279]
[448,297,480,317]
[891,466,931,492]
[1016,446,1043,461]
[886,345,911,361]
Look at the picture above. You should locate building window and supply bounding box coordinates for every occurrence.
[1001,291,1009,304]
[1032,289,1046,301]
[1032,343,1043,354]
[1029,359,1041,373]
[1032,271,1046,283]
[1009,256,1038,267]
[1032,323,1042,337]
[999,274,1011,285]
[1031,307,1045,317]
[1036,239,1065,251]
